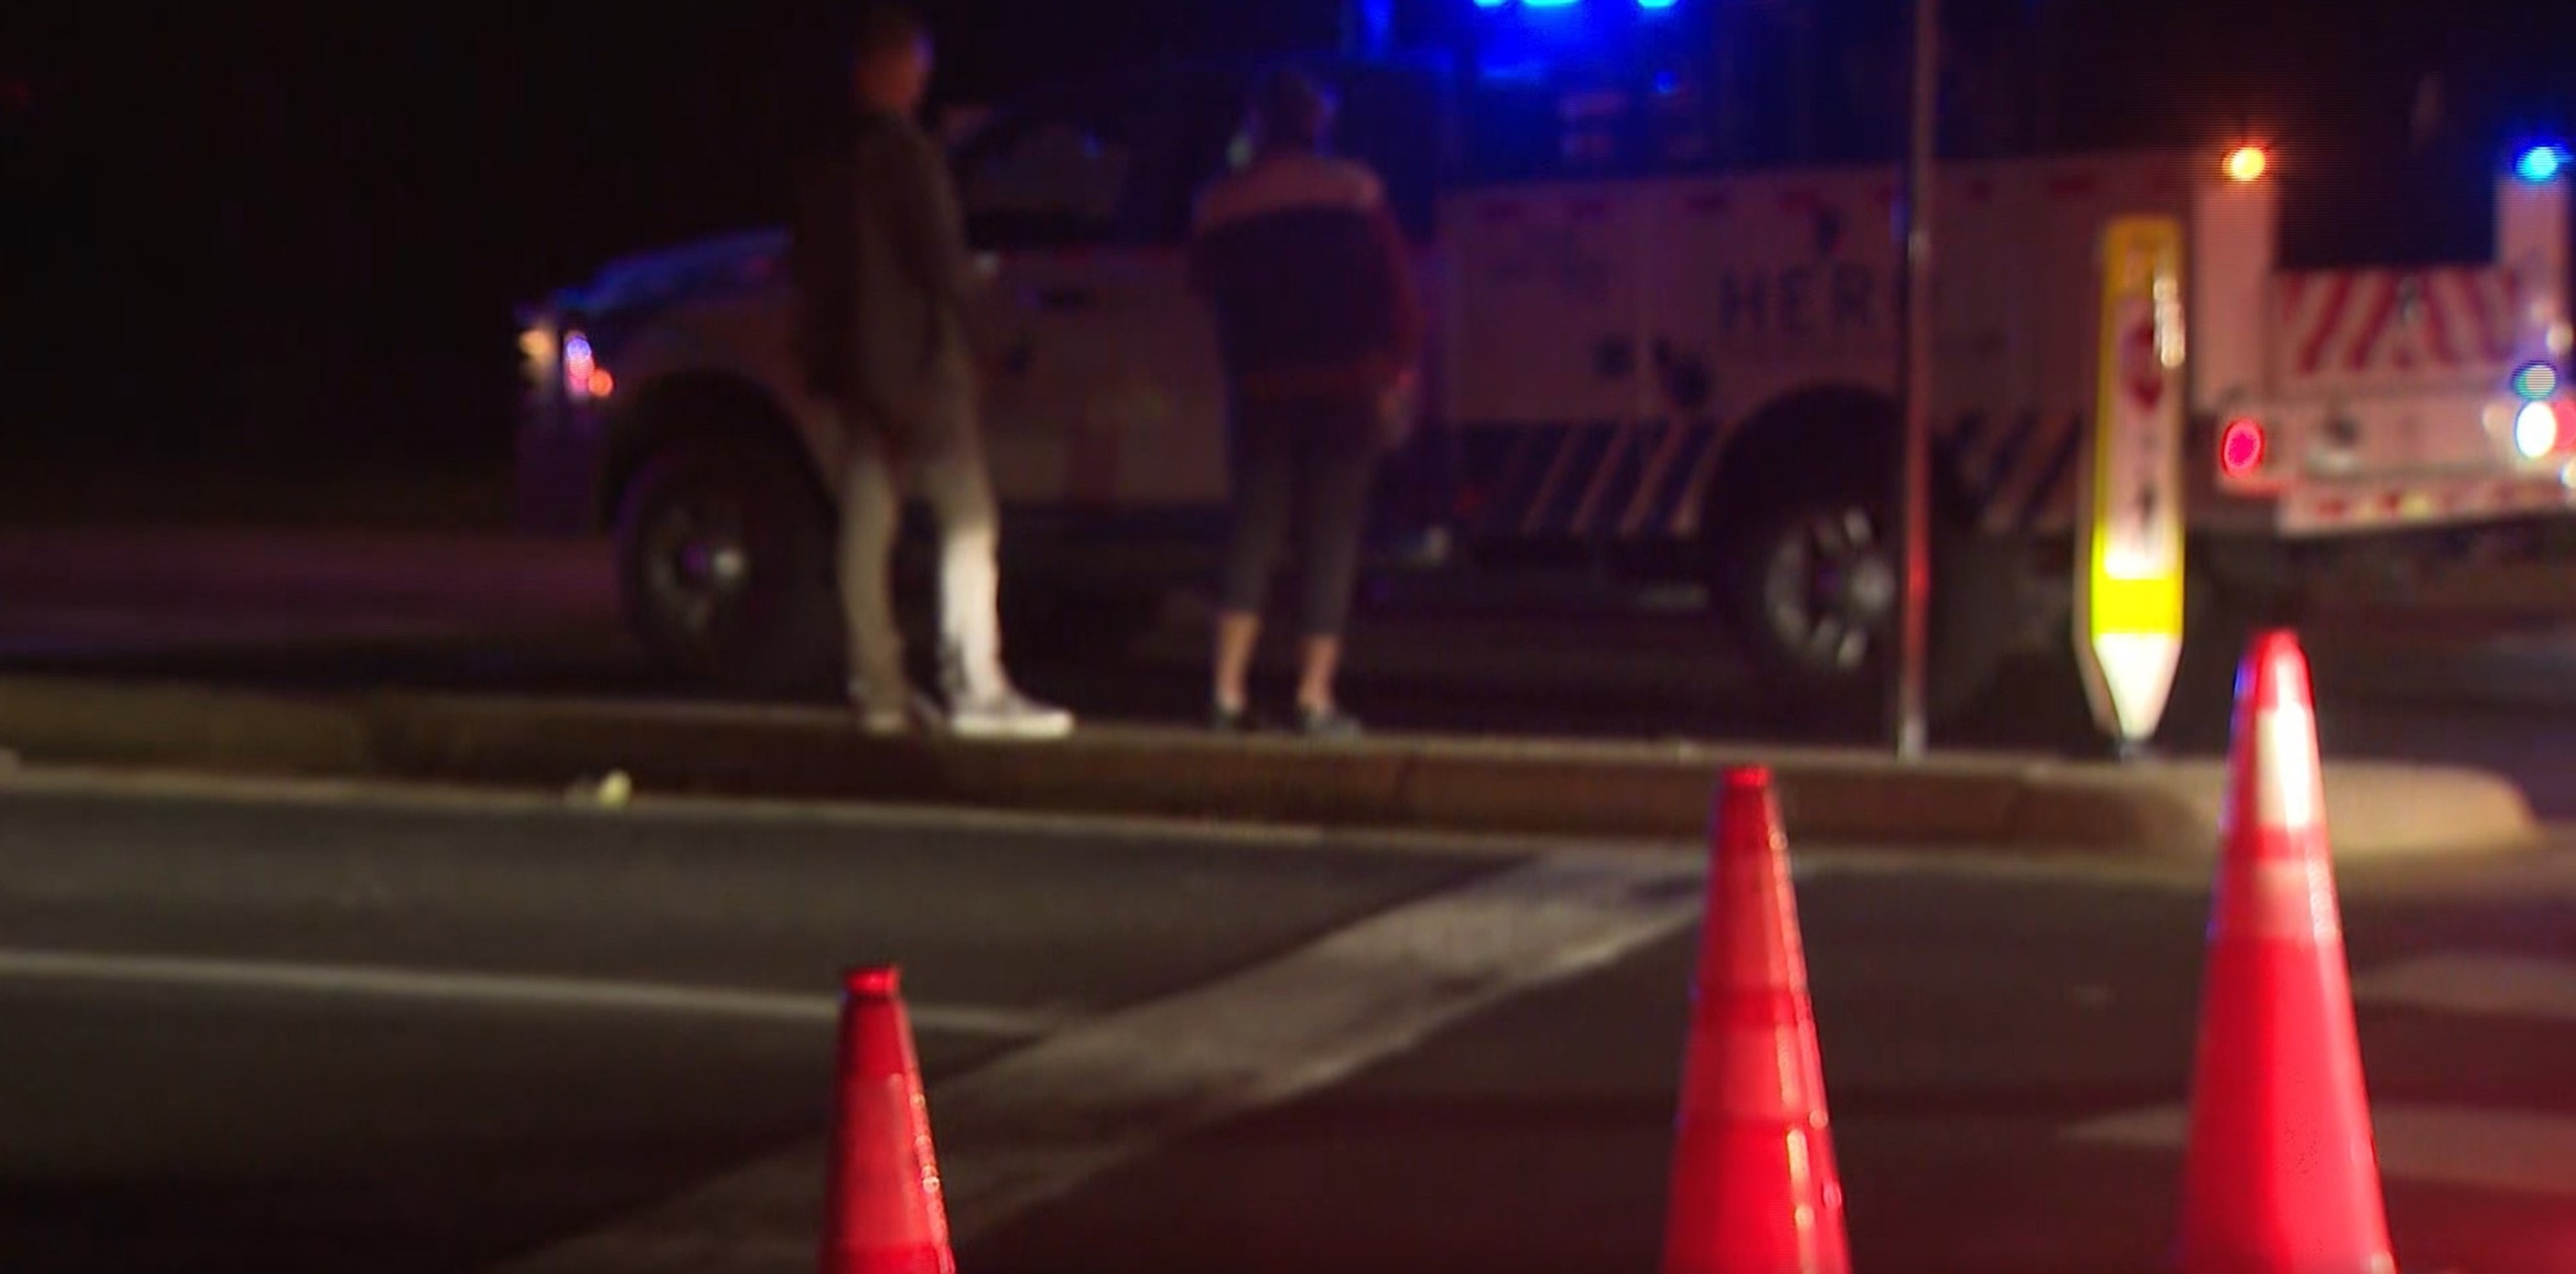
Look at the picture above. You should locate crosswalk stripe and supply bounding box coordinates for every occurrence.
[2352,953,2576,1025]
[2064,1103,2576,1201]
[2062,949,2576,1202]
[474,852,1704,1273]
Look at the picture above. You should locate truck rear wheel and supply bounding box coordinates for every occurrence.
[1712,471,2020,730]
[1726,490,1899,713]
[2159,535,2300,745]
[612,435,842,697]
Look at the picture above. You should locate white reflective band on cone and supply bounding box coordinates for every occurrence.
[2254,702,2325,833]
[2215,855,2342,944]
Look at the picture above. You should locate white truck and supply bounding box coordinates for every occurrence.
[512,13,2573,722]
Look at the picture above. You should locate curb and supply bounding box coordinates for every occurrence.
[0,675,2540,859]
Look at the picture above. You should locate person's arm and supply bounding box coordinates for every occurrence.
[1185,184,1221,301]
[879,127,975,313]
[839,127,927,460]
[786,141,857,402]
[1365,194,1426,382]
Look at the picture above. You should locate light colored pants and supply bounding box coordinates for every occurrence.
[836,386,1008,705]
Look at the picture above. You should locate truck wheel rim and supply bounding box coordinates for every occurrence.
[1760,503,1897,676]
[642,493,754,650]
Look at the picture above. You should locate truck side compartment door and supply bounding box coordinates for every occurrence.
[956,74,1239,512]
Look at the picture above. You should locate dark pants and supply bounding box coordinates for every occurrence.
[1219,394,1384,641]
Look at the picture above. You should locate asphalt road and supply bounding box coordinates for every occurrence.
[6,770,2576,1274]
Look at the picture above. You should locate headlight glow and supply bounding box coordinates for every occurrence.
[2515,401,2558,458]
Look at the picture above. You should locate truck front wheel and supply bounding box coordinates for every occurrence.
[612,436,843,697]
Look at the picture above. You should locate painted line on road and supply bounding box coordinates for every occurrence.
[2354,953,2576,1023]
[0,762,1677,865]
[0,949,1065,1039]
[2060,949,2576,1202]
[477,852,1706,1274]
[2063,1102,2576,1200]
[0,759,2277,885]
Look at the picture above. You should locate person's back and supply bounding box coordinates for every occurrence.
[1191,148,1419,403]
[1187,67,1421,740]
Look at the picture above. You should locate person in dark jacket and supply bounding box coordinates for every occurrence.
[1189,66,1424,738]
[788,3,1072,741]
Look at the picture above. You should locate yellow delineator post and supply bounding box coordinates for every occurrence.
[2075,216,2189,753]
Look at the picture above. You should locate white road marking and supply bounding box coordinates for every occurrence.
[0,605,488,647]
[0,761,1671,864]
[2353,953,2576,1024]
[2061,949,2576,1203]
[2063,1102,2576,1201]
[0,756,2285,883]
[0,949,1065,1039]
[476,852,1706,1274]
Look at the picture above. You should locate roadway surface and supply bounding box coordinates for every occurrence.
[5,770,2576,1274]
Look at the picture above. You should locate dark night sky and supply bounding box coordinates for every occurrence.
[3,0,2573,481]
[0,2,1350,476]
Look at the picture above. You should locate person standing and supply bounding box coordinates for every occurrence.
[1188,66,1424,738]
[787,3,1073,740]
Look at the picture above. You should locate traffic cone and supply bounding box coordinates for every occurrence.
[2175,630,2396,1274]
[1660,766,1851,1274]
[819,965,958,1274]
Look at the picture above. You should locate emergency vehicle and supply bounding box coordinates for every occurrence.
[512,0,2575,720]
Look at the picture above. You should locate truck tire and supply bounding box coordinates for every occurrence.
[1712,469,2016,729]
[2158,535,2300,746]
[1997,536,2294,754]
[612,435,842,698]
[1925,523,2029,725]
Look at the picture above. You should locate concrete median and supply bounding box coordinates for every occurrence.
[0,674,2539,858]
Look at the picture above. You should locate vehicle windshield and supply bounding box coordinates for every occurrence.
[2274,141,2501,271]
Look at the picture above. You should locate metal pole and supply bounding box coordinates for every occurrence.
[1890,0,1939,760]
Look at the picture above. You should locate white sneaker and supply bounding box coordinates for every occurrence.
[944,684,1076,741]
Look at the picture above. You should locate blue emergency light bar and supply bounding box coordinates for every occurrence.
[1473,0,1681,8]
[2517,143,2568,184]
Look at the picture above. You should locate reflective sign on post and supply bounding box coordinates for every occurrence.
[2076,216,2188,752]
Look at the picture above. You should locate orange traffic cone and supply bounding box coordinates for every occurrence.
[819,965,958,1274]
[1660,767,1851,1274]
[2175,630,2395,1274]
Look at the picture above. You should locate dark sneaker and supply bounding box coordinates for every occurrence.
[1211,701,1259,735]
[1295,703,1363,740]
[850,682,939,738]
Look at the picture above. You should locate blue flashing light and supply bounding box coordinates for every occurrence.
[1638,0,1679,8]
[2517,144,2568,184]
[2513,360,2561,402]
[1522,0,1581,7]
[1472,0,1507,8]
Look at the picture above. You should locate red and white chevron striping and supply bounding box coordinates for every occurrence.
[2274,268,2522,380]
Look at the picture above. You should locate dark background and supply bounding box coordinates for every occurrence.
[3,0,2572,517]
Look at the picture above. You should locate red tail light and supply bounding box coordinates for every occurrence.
[2219,417,2268,480]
